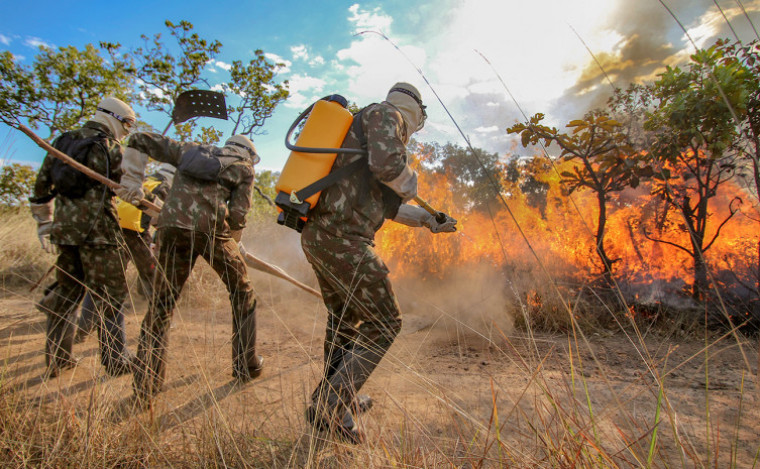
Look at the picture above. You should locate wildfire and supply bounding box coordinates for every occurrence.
[376,151,759,304]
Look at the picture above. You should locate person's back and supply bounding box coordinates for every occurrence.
[34,121,123,246]
[124,134,255,236]
[309,101,412,241]
[158,145,254,235]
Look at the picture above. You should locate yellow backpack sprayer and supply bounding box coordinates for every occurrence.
[275,94,448,232]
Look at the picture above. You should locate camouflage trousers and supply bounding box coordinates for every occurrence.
[40,244,130,372]
[77,228,155,335]
[301,223,402,420]
[133,227,258,400]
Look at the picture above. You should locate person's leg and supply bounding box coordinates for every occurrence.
[133,228,196,399]
[79,245,131,375]
[123,229,156,299]
[76,292,98,341]
[301,227,402,442]
[203,235,261,379]
[43,246,86,375]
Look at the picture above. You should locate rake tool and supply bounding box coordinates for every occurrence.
[238,243,322,299]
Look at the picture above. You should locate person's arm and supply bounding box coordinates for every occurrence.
[365,106,417,202]
[227,165,255,237]
[29,146,57,253]
[117,133,185,204]
[393,204,457,233]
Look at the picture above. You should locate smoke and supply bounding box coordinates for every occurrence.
[553,0,760,122]
[393,262,515,341]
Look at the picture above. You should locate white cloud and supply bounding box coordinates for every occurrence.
[291,44,309,61]
[265,52,292,73]
[475,125,499,134]
[284,73,327,108]
[215,60,232,71]
[210,83,227,93]
[24,36,54,49]
[309,56,325,67]
[0,34,11,45]
[335,12,426,105]
[347,3,393,33]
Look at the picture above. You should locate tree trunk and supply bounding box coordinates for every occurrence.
[595,190,614,284]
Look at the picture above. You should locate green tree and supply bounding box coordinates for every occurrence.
[417,141,502,211]
[714,39,760,296]
[0,163,36,206]
[250,169,278,220]
[0,43,134,136]
[509,112,651,283]
[226,50,289,137]
[643,42,749,300]
[134,20,222,139]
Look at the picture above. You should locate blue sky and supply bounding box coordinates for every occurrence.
[2,0,759,171]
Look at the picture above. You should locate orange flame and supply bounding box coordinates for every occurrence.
[376,150,759,299]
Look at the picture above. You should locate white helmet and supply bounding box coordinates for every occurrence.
[93,97,136,140]
[224,135,259,164]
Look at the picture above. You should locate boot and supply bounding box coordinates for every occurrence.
[305,405,365,444]
[232,300,259,380]
[45,356,79,379]
[105,353,137,377]
[233,355,263,382]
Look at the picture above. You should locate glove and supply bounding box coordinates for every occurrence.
[116,147,149,205]
[393,204,455,232]
[425,212,457,233]
[30,201,55,254]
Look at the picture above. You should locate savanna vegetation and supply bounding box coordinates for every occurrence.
[0,19,758,468]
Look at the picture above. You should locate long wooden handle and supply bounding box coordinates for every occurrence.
[414,195,447,223]
[240,249,322,299]
[18,124,161,213]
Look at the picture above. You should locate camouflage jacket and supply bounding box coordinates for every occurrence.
[126,132,254,236]
[308,101,414,242]
[32,121,124,246]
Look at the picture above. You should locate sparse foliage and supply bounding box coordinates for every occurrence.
[643,42,749,300]
[134,20,222,139]
[0,162,35,206]
[226,50,289,137]
[508,112,651,282]
[0,43,135,137]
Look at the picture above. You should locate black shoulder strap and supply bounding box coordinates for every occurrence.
[291,107,371,203]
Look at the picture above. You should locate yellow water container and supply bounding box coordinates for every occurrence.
[276,99,353,207]
[116,177,162,233]
[275,96,354,231]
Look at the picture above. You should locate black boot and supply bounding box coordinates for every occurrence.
[233,355,263,382]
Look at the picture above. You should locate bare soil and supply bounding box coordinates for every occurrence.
[1,265,759,467]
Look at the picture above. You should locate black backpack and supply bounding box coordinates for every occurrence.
[177,144,243,182]
[50,131,109,199]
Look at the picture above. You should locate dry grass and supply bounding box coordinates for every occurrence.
[0,210,759,468]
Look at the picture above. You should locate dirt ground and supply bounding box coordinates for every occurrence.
[1,261,759,467]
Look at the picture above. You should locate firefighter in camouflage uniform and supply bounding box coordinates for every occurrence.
[30,97,137,378]
[116,132,262,402]
[75,163,175,342]
[302,83,457,443]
